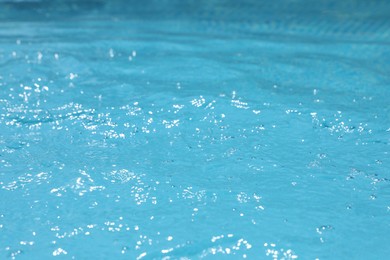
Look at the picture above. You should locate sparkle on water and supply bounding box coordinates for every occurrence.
[0,0,390,259]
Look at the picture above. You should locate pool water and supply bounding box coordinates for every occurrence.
[0,0,389,259]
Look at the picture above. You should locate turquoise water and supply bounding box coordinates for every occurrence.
[1,0,390,259]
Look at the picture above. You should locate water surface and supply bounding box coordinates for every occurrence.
[0,0,390,259]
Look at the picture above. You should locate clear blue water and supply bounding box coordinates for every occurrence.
[0,0,390,259]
